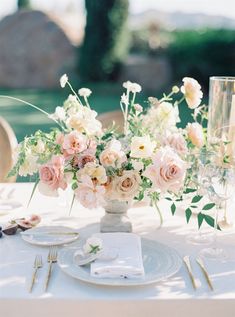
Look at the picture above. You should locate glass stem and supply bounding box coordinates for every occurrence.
[213,205,219,250]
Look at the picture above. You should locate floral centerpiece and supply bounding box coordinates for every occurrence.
[7,75,216,231]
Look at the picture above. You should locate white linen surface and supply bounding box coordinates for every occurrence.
[90,233,145,279]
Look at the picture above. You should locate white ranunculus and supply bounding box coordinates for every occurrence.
[123,81,142,93]
[77,162,107,185]
[143,101,180,134]
[49,106,66,121]
[130,135,155,159]
[67,107,102,136]
[60,74,68,88]
[78,88,92,98]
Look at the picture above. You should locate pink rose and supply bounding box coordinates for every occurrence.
[73,149,96,169]
[181,77,203,109]
[38,155,67,196]
[144,147,187,193]
[164,133,188,155]
[75,175,106,209]
[187,122,204,148]
[62,131,87,157]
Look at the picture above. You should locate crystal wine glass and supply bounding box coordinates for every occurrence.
[199,155,235,260]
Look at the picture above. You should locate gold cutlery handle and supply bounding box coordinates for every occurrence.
[197,261,214,291]
[183,257,197,290]
[44,262,53,291]
[29,267,38,293]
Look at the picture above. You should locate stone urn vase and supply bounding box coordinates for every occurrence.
[100,200,132,233]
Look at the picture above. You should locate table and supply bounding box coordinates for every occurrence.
[1,183,235,317]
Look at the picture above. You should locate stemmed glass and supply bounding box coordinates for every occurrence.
[198,152,235,260]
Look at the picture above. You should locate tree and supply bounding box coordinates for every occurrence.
[79,0,129,82]
[17,0,31,9]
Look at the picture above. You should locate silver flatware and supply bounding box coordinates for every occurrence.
[44,246,58,291]
[183,255,197,290]
[29,254,43,292]
[196,257,214,291]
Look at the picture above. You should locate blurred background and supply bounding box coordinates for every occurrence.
[0,0,234,142]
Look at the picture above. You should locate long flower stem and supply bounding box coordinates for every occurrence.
[0,95,64,129]
[153,200,163,228]
[67,82,83,105]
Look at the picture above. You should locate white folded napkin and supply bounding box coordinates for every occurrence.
[90,233,145,279]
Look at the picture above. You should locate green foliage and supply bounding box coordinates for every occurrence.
[171,203,176,215]
[167,29,235,90]
[17,0,30,9]
[185,208,192,223]
[79,0,129,81]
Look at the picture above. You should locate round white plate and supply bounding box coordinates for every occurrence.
[58,238,182,286]
[21,226,79,246]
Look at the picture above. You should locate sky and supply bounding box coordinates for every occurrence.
[0,0,235,19]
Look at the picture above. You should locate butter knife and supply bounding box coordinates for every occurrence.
[196,257,214,291]
[183,255,197,290]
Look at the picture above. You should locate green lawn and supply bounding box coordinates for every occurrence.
[0,84,193,143]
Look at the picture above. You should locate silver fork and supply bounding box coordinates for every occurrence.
[29,254,43,293]
[44,246,58,291]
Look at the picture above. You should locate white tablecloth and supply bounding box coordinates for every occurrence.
[1,183,235,317]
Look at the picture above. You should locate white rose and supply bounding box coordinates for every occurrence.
[130,135,155,159]
[123,81,142,93]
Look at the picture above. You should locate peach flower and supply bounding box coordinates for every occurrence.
[181,77,203,109]
[187,122,204,148]
[107,170,141,201]
[75,175,106,209]
[100,139,126,168]
[62,131,87,157]
[38,155,67,196]
[144,147,187,193]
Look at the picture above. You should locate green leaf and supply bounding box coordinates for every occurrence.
[202,203,216,210]
[191,195,203,203]
[190,205,197,209]
[185,208,192,223]
[171,203,176,215]
[203,214,221,230]
[165,197,172,201]
[197,212,204,228]
[184,188,197,194]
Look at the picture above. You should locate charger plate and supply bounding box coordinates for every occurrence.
[58,238,182,286]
